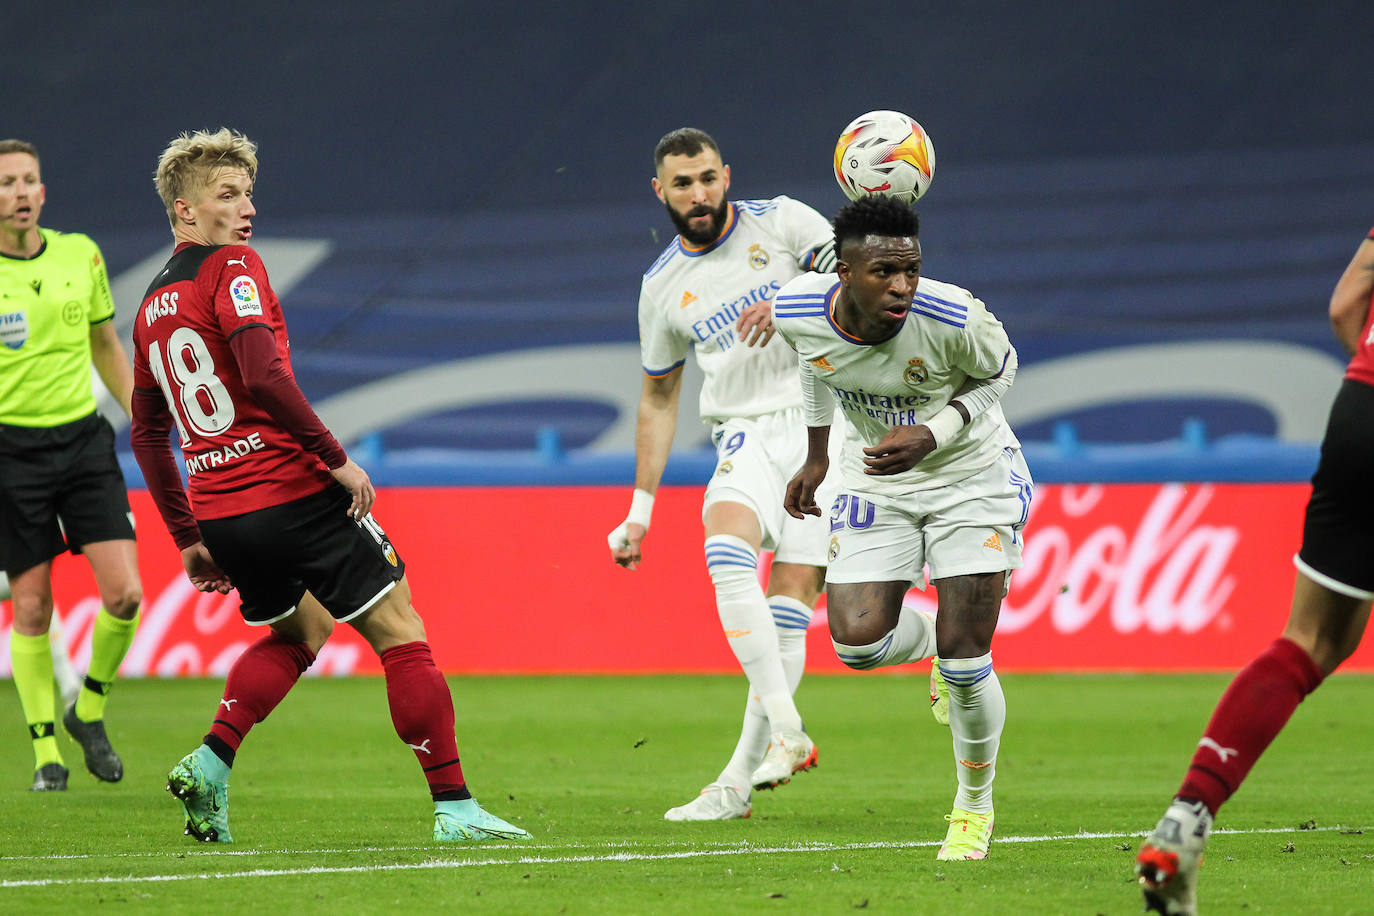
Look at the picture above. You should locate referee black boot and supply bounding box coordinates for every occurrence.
[30,762,69,791]
[63,704,124,782]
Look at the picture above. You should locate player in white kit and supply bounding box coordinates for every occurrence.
[608,128,839,820]
[775,195,1031,860]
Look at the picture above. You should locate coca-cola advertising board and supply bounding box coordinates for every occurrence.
[4,484,1371,676]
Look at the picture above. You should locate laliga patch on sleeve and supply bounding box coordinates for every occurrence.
[230,275,262,316]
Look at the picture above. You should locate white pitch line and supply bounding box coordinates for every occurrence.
[0,844,471,862]
[0,838,814,862]
[0,826,1361,890]
[999,824,1362,843]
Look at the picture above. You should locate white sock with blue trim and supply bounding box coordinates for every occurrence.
[769,595,813,691]
[704,536,802,736]
[720,687,767,790]
[938,653,1004,813]
[720,595,814,787]
[832,607,937,670]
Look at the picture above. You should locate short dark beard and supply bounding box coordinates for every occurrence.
[666,198,730,246]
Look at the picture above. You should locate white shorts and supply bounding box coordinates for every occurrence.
[825,447,1033,588]
[702,408,842,567]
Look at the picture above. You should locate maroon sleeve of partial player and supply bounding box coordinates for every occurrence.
[228,325,348,470]
[129,386,203,550]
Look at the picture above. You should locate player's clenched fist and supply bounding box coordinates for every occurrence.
[785,459,828,519]
[608,488,654,569]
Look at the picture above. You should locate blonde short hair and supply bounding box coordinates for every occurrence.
[155,128,258,226]
[0,139,40,165]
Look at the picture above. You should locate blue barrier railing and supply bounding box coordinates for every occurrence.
[115,420,1321,488]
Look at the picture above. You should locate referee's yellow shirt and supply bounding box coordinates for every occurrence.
[0,228,117,427]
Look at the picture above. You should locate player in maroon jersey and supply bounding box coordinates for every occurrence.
[130,128,529,844]
[1136,227,1374,914]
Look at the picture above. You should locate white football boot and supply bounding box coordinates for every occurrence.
[664,783,751,821]
[750,729,818,790]
[1137,798,1213,915]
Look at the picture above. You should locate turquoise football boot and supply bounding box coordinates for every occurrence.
[166,747,232,842]
[433,798,532,842]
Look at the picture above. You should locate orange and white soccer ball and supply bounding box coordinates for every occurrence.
[833,110,936,203]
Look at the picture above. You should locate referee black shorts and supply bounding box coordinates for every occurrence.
[197,484,407,626]
[1295,379,1374,598]
[0,411,135,574]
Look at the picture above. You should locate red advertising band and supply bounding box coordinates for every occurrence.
[5,484,1369,676]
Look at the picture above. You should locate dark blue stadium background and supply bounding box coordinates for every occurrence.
[11,1,1374,472]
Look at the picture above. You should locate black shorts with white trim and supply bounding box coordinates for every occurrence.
[198,484,406,625]
[1296,379,1374,597]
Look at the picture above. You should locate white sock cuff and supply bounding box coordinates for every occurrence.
[704,535,758,573]
[937,653,994,687]
[832,632,895,671]
[768,595,813,631]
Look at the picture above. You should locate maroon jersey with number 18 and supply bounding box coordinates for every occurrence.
[131,243,339,524]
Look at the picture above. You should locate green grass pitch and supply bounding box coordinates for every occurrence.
[2,672,1371,914]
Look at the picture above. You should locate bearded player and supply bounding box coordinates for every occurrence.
[609,127,853,821]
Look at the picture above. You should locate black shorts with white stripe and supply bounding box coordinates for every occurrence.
[1296,379,1374,597]
[198,484,406,625]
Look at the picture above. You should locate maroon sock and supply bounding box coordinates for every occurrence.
[380,641,468,799]
[1178,637,1324,815]
[206,632,316,761]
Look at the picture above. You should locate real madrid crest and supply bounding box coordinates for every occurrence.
[748,243,770,270]
[715,460,734,477]
[827,536,841,562]
[903,357,928,386]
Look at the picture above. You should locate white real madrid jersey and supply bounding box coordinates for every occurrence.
[772,272,1020,495]
[638,197,832,424]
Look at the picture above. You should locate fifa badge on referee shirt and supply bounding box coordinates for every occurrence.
[0,311,28,350]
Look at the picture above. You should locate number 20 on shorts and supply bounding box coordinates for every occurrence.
[830,494,876,532]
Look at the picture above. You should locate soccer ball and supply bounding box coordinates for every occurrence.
[833,110,936,204]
